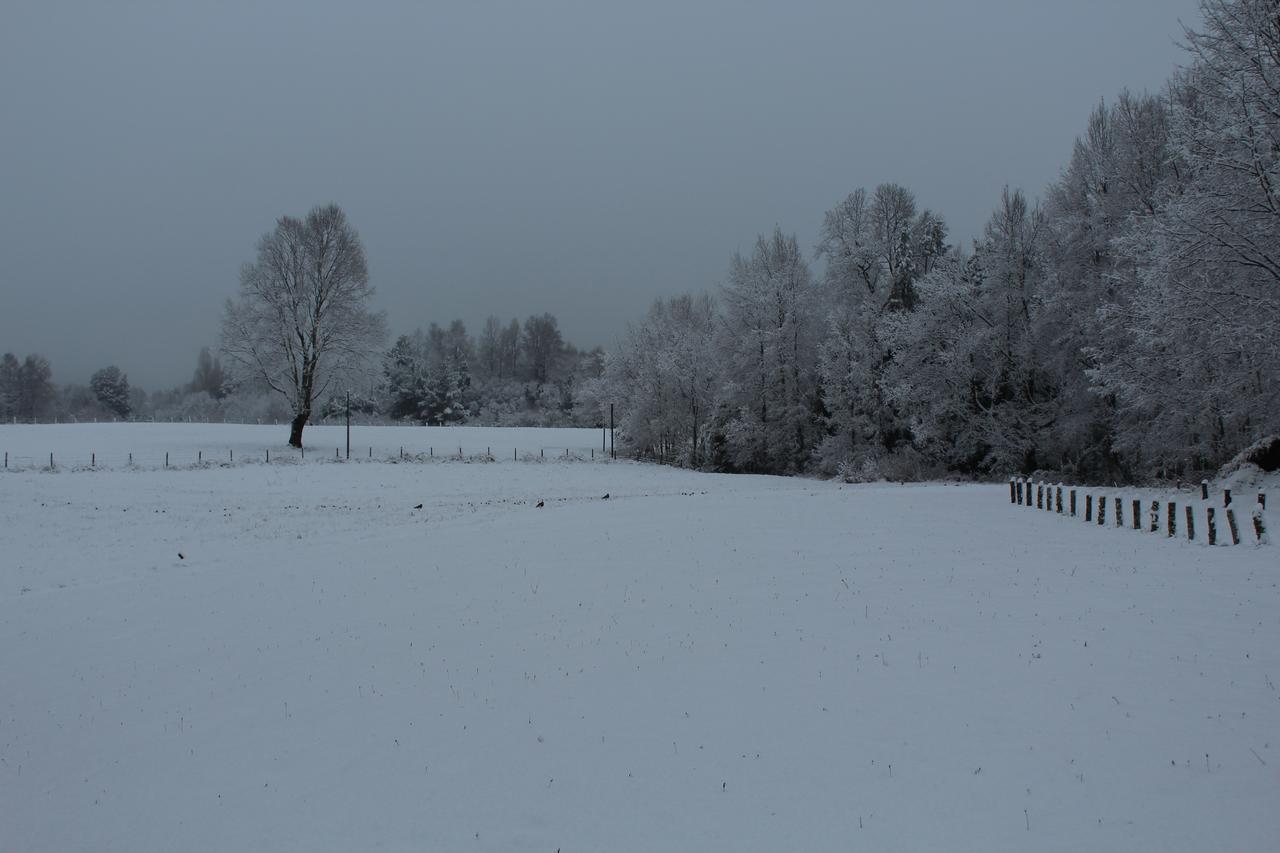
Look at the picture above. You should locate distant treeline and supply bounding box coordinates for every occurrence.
[2,312,605,429]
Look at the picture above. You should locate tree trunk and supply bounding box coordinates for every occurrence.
[289,411,308,448]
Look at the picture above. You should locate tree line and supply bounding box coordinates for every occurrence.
[590,0,1278,482]
[8,0,1271,480]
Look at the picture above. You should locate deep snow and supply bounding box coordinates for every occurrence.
[1,426,1277,852]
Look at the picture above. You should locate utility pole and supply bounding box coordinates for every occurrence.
[345,391,351,460]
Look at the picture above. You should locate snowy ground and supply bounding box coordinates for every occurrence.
[1,427,1277,852]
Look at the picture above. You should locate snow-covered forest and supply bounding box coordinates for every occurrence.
[597,1,1280,481]
[4,0,1276,482]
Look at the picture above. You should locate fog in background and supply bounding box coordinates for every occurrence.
[0,0,1197,389]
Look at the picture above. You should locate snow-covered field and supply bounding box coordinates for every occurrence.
[1,426,1276,852]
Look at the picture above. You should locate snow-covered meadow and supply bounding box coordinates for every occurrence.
[1,425,1277,852]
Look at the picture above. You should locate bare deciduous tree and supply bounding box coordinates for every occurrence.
[221,204,386,447]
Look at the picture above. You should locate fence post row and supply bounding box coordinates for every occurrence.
[1008,478,1274,547]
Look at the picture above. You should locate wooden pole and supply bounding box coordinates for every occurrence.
[1225,509,1240,545]
[1207,507,1217,545]
[1132,499,1141,530]
[165,452,168,468]
[1150,501,1159,533]
[1224,488,1231,507]
[1200,480,1209,500]
[1056,485,1063,514]
[1070,489,1077,517]
[1085,494,1092,522]
[1016,480,1024,504]
[1167,502,1176,538]
[1097,495,1106,526]
[1186,505,1194,541]
[1254,505,1268,544]
[1037,484,1043,509]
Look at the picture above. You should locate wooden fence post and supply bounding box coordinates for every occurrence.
[1132,499,1141,530]
[1085,494,1092,522]
[1254,504,1268,544]
[1207,507,1217,545]
[1168,502,1176,538]
[1186,505,1194,541]
[1056,485,1063,514]
[1150,500,1159,533]
[1037,484,1043,509]
[1015,479,1023,504]
[1200,480,1209,500]
[1224,489,1231,507]
[1010,479,1017,503]
[1098,495,1107,526]
[1070,489,1077,517]
[1225,509,1240,545]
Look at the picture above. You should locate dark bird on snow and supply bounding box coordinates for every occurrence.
[602,493,609,500]
[178,552,185,560]
[536,500,545,508]
[413,503,423,510]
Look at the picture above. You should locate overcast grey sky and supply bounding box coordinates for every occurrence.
[1,0,1199,389]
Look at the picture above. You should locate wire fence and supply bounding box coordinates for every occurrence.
[1,445,619,472]
[1009,477,1269,547]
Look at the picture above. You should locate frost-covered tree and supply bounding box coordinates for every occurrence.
[1087,0,1280,471]
[602,294,720,465]
[815,185,947,470]
[221,204,387,447]
[1034,92,1179,476]
[90,365,132,419]
[717,228,821,473]
[383,332,431,422]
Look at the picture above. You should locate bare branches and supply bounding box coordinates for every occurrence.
[220,204,386,446]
